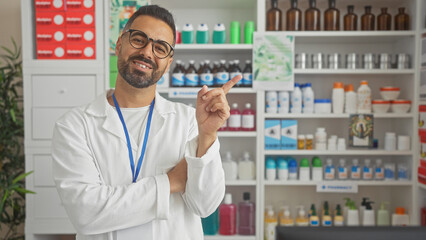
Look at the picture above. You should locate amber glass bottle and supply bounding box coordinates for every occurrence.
[267,0,283,31]
[305,0,321,31]
[361,6,375,31]
[286,0,302,31]
[324,0,340,31]
[343,5,357,30]
[377,8,391,30]
[395,7,410,30]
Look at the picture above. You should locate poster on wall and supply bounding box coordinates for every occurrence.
[252,32,294,91]
[348,114,374,148]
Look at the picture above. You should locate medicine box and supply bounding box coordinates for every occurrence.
[281,120,297,150]
[265,120,281,150]
[419,105,426,136]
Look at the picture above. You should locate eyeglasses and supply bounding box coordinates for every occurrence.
[123,29,174,59]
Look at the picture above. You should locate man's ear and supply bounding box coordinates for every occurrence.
[165,57,174,73]
[115,36,122,56]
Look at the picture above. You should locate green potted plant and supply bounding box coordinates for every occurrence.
[0,39,34,240]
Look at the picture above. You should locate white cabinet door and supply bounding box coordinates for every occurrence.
[34,155,55,187]
[32,108,70,139]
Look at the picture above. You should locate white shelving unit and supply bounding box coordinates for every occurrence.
[264,150,413,156]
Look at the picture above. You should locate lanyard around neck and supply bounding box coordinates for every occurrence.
[112,93,155,183]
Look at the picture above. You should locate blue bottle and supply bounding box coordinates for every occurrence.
[201,208,219,235]
[288,157,298,180]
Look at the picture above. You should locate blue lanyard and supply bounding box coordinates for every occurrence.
[112,93,155,183]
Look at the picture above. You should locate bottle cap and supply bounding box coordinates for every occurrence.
[294,83,300,87]
[243,152,250,160]
[395,207,405,215]
[304,83,312,87]
[245,21,255,29]
[379,202,389,210]
[224,193,232,204]
[312,157,323,167]
[339,158,346,165]
[284,208,291,217]
[246,60,251,64]
[277,158,288,169]
[345,84,354,92]
[306,134,314,139]
[266,158,276,169]
[197,23,208,31]
[298,206,306,217]
[361,197,369,206]
[333,82,344,88]
[189,60,195,64]
[300,158,310,167]
[232,103,238,109]
[243,192,250,201]
[183,23,194,31]
[213,23,226,31]
[326,159,333,165]
[314,99,332,103]
[376,159,383,165]
[365,201,374,210]
[298,135,305,139]
[230,21,240,29]
[225,152,232,161]
[344,198,352,206]
[267,209,274,217]
[288,159,298,168]
[336,204,342,215]
[361,80,368,85]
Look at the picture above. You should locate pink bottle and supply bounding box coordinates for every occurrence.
[219,193,236,235]
[238,192,255,235]
[228,103,241,131]
[241,103,256,131]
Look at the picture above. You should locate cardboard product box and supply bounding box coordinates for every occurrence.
[66,28,95,44]
[36,28,66,45]
[281,120,297,150]
[65,0,95,12]
[418,166,426,185]
[34,0,65,12]
[35,12,66,29]
[66,11,95,28]
[36,44,66,59]
[66,44,96,59]
[265,120,281,150]
[419,105,426,136]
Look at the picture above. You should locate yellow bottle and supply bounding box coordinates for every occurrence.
[264,209,278,240]
[295,206,309,226]
[322,201,333,227]
[334,204,344,226]
[309,204,320,227]
[279,206,294,226]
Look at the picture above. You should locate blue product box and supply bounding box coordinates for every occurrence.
[281,120,298,150]
[265,120,281,150]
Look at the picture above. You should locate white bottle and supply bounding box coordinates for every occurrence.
[337,158,348,180]
[315,128,327,150]
[302,83,315,114]
[291,83,302,113]
[278,91,290,114]
[362,201,375,226]
[391,207,410,226]
[344,84,357,114]
[277,157,289,180]
[350,159,361,180]
[324,159,335,180]
[299,159,310,181]
[374,159,385,180]
[238,152,256,180]
[266,91,278,114]
[332,82,345,114]
[363,159,373,180]
[357,80,372,113]
[222,152,238,180]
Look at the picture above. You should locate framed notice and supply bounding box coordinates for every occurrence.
[349,114,374,148]
[252,32,294,91]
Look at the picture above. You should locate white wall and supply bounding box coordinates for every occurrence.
[0,0,22,51]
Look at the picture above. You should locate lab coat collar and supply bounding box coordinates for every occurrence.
[85,89,176,150]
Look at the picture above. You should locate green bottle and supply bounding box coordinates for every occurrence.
[212,23,226,44]
[230,21,240,44]
[244,21,255,44]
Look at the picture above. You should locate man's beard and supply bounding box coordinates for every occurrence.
[117,54,165,89]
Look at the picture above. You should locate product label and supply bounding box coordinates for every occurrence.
[325,167,335,179]
[385,168,395,179]
[242,115,254,129]
[200,73,214,86]
[242,73,252,85]
[338,167,348,179]
[351,166,361,179]
[310,220,319,226]
[230,72,242,86]
[184,73,198,86]
[358,89,372,112]
[228,114,241,128]
[323,220,332,226]
[265,222,277,240]
[375,167,384,179]
[363,167,373,179]
[214,71,229,85]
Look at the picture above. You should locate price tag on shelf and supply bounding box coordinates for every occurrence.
[316,181,358,193]
[168,88,198,99]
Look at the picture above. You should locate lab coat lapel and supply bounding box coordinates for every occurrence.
[146,92,175,147]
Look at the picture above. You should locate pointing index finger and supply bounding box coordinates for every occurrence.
[222,74,242,95]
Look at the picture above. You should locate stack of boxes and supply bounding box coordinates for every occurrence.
[35,0,96,59]
[265,120,298,150]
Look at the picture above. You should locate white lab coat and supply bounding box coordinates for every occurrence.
[52,89,225,240]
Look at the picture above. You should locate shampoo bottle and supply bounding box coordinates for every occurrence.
[222,152,238,181]
[238,192,255,235]
[238,152,256,180]
[377,202,390,226]
[264,209,277,240]
[219,193,237,235]
[296,206,309,226]
[362,201,375,226]
[279,206,294,226]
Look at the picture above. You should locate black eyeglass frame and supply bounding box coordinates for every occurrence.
[122,29,174,59]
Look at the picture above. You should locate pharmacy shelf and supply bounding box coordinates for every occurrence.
[218,131,258,137]
[174,44,252,52]
[160,87,256,94]
[264,180,414,186]
[225,180,257,186]
[289,31,416,43]
[264,113,413,119]
[293,69,415,75]
[204,235,256,240]
[264,150,413,156]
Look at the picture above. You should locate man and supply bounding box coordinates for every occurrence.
[52,5,241,240]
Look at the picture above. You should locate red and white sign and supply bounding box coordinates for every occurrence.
[66,28,95,44]
[35,12,66,28]
[36,44,66,59]
[65,0,95,12]
[34,0,65,12]
[66,44,96,59]
[66,11,95,28]
[36,28,66,44]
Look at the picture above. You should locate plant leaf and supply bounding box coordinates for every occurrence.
[12,171,33,184]
[15,187,36,194]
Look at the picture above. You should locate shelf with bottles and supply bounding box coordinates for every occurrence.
[218,132,258,137]
[174,44,252,51]
[264,113,414,119]
[165,87,256,94]
[263,180,414,186]
[264,150,413,156]
[204,235,256,240]
[293,69,415,75]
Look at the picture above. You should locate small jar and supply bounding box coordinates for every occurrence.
[314,99,332,113]
[306,134,314,150]
[384,132,396,151]
[297,135,305,150]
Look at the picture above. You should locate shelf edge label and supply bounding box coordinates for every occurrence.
[316,181,358,193]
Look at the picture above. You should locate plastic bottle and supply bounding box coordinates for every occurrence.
[181,23,194,44]
[278,91,290,114]
[309,204,320,226]
[324,159,335,180]
[215,59,229,87]
[201,208,219,235]
[230,59,242,87]
[297,135,305,150]
[212,23,226,44]
[277,157,289,181]
[347,201,360,226]
[222,152,237,181]
[238,192,255,235]
[266,91,278,114]
[291,83,302,113]
[332,82,345,114]
[337,158,348,180]
[357,80,372,113]
[228,103,241,131]
[299,158,310,181]
[266,157,276,181]
[230,21,240,44]
[295,206,309,226]
[196,23,209,44]
[363,159,373,180]
[315,128,327,150]
[391,207,409,226]
[171,60,185,87]
[362,201,375,226]
[312,157,323,181]
[200,60,214,87]
[242,103,255,131]
[197,61,205,75]
[279,206,294,226]
[302,83,315,114]
[185,60,199,87]
[288,158,298,180]
[264,208,277,240]
[377,202,390,226]
[244,21,255,44]
[374,159,385,180]
[350,159,361,180]
[238,152,256,180]
[306,134,314,150]
[344,84,357,114]
[242,60,252,87]
[359,197,369,224]
[219,193,237,235]
[322,202,332,227]
[334,204,344,226]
